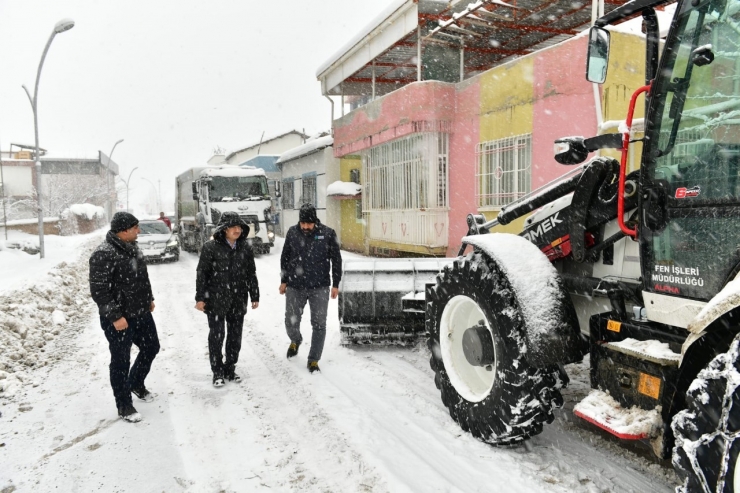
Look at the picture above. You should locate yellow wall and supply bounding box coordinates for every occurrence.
[600,32,649,170]
[339,156,364,252]
[479,58,535,142]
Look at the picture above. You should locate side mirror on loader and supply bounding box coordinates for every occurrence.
[554,134,624,165]
[586,26,610,84]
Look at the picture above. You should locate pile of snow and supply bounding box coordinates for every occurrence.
[0,231,104,398]
[326,180,362,197]
[68,203,105,220]
[574,389,662,438]
[610,338,680,363]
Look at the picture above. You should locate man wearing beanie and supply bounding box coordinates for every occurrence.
[279,203,342,373]
[89,211,159,423]
[195,211,260,387]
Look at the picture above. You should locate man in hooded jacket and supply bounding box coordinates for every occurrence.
[279,203,342,373]
[89,211,159,423]
[195,212,260,387]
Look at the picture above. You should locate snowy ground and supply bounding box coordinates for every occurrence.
[1,235,677,492]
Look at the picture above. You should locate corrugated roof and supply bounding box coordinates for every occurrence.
[318,0,635,97]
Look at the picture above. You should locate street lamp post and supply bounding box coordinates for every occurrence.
[22,18,75,259]
[106,138,124,219]
[120,167,139,212]
[141,177,161,213]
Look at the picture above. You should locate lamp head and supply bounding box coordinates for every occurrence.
[116,139,124,145]
[54,19,75,34]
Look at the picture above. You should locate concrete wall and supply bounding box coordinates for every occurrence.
[280,147,340,237]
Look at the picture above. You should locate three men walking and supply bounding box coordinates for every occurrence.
[91,203,341,423]
[280,203,342,373]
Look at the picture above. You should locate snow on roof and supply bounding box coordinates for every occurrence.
[326,181,361,197]
[200,166,266,178]
[463,233,560,345]
[225,130,309,160]
[277,136,334,165]
[68,204,105,220]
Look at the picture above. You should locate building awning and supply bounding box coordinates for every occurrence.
[317,0,636,98]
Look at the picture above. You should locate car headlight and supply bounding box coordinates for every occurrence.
[167,239,178,247]
[267,231,275,241]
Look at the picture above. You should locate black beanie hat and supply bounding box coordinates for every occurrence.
[110,211,139,233]
[299,203,318,223]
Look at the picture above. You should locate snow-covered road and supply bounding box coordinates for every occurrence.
[2,238,677,492]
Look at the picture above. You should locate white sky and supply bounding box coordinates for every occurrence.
[0,0,385,211]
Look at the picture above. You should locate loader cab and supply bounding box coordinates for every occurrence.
[638,0,740,303]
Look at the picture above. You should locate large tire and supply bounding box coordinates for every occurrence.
[427,252,568,444]
[672,333,740,493]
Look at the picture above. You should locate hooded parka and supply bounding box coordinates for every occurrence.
[196,212,260,316]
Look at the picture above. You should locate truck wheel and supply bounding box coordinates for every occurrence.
[427,252,567,444]
[672,333,740,493]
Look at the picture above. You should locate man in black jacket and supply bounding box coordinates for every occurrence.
[195,212,260,387]
[89,212,159,423]
[279,203,342,373]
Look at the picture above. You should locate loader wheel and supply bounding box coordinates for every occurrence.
[427,252,568,444]
[672,333,740,493]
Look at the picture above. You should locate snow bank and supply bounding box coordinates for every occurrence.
[326,180,361,196]
[0,236,99,399]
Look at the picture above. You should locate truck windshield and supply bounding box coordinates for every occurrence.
[209,176,268,202]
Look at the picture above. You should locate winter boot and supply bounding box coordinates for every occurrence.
[225,371,242,383]
[118,404,142,423]
[287,342,301,359]
[307,360,320,373]
[131,387,154,403]
[213,376,225,388]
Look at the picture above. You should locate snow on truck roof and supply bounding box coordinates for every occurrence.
[200,166,266,178]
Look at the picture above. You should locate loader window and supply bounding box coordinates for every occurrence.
[644,0,740,301]
[650,0,740,203]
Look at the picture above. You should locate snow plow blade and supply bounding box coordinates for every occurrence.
[338,258,454,345]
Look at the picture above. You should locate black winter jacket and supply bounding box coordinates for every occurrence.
[280,221,342,290]
[195,225,260,316]
[89,231,155,322]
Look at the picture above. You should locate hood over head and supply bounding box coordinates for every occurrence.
[214,211,250,241]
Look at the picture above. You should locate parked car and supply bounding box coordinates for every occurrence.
[138,220,179,262]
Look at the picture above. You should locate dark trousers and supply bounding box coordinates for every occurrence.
[100,312,160,409]
[207,312,245,378]
[285,287,330,362]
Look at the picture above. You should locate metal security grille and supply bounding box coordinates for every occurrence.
[476,134,532,208]
[363,132,448,212]
[282,180,294,209]
[301,176,317,206]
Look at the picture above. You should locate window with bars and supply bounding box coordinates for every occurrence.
[362,132,448,211]
[301,175,317,206]
[282,180,294,209]
[476,134,532,208]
